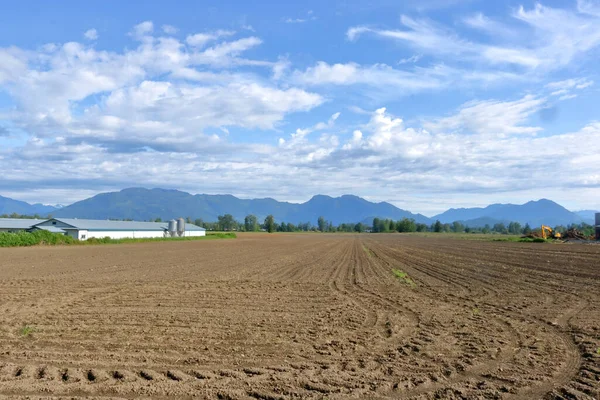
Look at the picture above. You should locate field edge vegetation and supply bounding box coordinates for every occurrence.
[0,230,236,247]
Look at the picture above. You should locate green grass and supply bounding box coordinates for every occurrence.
[19,325,34,337]
[0,231,236,247]
[392,232,555,243]
[392,269,416,287]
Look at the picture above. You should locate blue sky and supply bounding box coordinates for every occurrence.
[0,0,599,215]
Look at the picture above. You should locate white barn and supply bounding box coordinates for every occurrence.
[30,218,206,241]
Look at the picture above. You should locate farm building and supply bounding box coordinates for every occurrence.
[0,218,45,233]
[28,218,206,241]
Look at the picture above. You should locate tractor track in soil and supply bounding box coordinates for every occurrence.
[0,233,598,399]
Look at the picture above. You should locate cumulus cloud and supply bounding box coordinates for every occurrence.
[6,103,597,212]
[186,30,235,48]
[0,21,323,154]
[1,17,599,212]
[83,29,98,40]
[131,21,154,39]
[162,24,178,35]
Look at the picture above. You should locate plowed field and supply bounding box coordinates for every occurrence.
[0,234,599,399]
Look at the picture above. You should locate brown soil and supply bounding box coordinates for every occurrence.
[0,233,598,399]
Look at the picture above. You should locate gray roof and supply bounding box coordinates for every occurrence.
[33,218,205,232]
[0,218,45,230]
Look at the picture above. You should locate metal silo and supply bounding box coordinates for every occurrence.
[177,218,186,237]
[595,213,600,240]
[168,219,177,237]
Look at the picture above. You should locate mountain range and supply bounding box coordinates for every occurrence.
[0,188,597,227]
[0,195,61,217]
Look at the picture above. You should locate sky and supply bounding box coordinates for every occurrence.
[0,0,599,215]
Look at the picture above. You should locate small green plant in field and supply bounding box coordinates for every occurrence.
[596,347,600,355]
[362,245,373,257]
[392,269,416,287]
[472,307,481,315]
[19,325,34,337]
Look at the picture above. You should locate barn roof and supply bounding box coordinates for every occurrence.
[0,218,45,230]
[32,218,206,232]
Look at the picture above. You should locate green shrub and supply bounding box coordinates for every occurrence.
[0,231,235,247]
[0,231,69,247]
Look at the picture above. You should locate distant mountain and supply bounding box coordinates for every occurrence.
[574,210,599,225]
[433,199,584,227]
[459,217,506,228]
[0,195,58,216]
[54,188,432,225]
[3,189,593,228]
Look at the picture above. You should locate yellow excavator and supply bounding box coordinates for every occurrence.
[541,225,562,239]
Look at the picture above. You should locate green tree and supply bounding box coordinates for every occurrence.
[415,223,428,232]
[354,223,365,233]
[493,223,508,234]
[372,218,380,233]
[244,214,258,232]
[452,221,464,233]
[217,214,236,231]
[194,218,204,228]
[434,220,442,233]
[508,221,522,235]
[154,217,162,222]
[264,215,276,233]
[396,218,417,233]
[318,216,327,232]
[522,223,532,235]
[482,224,491,234]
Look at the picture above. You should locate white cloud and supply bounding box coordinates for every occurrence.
[195,37,263,65]
[162,24,178,35]
[284,11,317,24]
[0,22,323,151]
[423,95,545,136]
[1,18,600,213]
[577,0,600,16]
[559,94,578,101]
[546,78,594,99]
[546,78,594,91]
[397,54,422,65]
[2,97,599,213]
[131,21,154,39]
[83,29,98,40]
[348,17,472,56]
[186,30,235,48]
[348,4,600,71]
[292,61,524,94]
[0,48,27,84]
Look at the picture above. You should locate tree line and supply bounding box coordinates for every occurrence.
[371,217,596,236]
[3,212,595,236]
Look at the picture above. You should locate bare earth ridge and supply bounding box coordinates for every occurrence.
[0,233,598,399]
